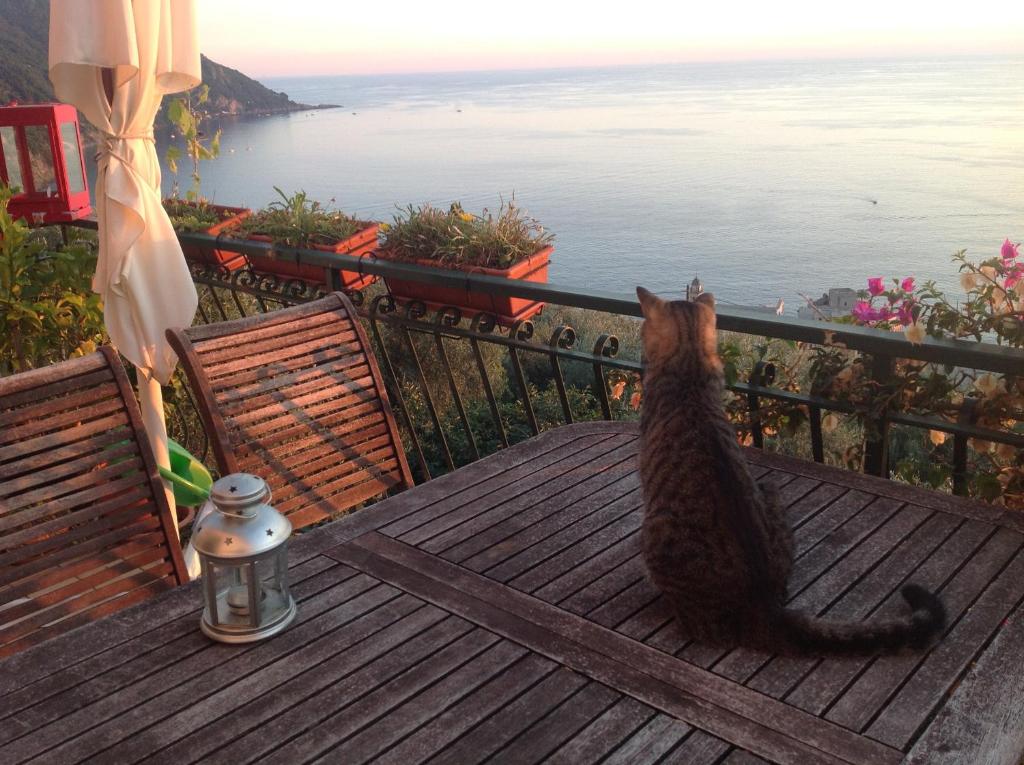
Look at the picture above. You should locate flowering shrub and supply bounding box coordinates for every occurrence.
[810,239,1022,507]
[850,276,927,342]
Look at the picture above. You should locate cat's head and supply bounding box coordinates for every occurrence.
[636,286,722,374]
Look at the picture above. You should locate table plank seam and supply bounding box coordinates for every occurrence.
[394,435,638,547]
[423,438,643,552]
[285,431,625,558]
[374,652,564,765]
[447,461,643,568]
[744,449,1024,533]
[381,433,624,540]
[266,624,506,764]
[469,482,644,580]
[331,639,548,765]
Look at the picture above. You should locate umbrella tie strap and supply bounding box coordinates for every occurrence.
[95,130,156,165]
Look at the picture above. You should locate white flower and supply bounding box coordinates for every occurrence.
[904,320,926,345]
[960,272,978,291]
[974,373,1002,397]
[822,413,840,433]
[929,430,948,446]
[980,265,999,281]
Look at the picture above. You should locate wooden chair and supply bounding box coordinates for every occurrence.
[167,292,414,530]
[0,347,188,658]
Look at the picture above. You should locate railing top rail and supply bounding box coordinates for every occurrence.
[67,220,1024,375]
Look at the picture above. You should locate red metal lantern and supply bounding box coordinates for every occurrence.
[0,102,92,225]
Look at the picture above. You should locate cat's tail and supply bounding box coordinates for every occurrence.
[775,584,946,656]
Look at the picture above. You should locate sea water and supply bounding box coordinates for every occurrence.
[172,57,1024,311]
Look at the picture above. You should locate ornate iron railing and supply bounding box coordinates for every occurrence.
[67,223,1024,497]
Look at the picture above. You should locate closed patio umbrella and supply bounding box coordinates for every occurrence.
[49,0,201,539]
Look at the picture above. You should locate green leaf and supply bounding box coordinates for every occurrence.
[167,98,185,128]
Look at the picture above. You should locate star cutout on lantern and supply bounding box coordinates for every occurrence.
[266,529,274,536]
[224,537,233,546]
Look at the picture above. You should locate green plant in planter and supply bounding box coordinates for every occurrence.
[0,184,105,375]
[164,84,221,204]
[237,188,368,246]
[162,197,231,232]
[380,201,552,269]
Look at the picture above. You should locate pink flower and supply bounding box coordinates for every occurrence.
[852,301,876,323]
[852,300,894,324]
[1001,238,1019,262]
[896,301,915,326]
[867,277,885,296]
[900,277,915,292]
[1006,265,1022,290]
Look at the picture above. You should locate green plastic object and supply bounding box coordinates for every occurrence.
[158,438,213,506]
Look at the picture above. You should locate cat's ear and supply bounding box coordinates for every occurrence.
[636,286,666,319]
[694,292,715,310]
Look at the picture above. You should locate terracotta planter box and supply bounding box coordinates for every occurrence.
[243,223,379,290]
[383,245,552,325]
[165,201,251,271]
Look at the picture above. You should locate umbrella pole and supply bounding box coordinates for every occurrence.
[138,371,180,542]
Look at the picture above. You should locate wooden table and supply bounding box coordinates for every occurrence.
[2,422,1023,765]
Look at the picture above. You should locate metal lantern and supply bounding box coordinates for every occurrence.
[0,102,91,225]
[192,473,297,643]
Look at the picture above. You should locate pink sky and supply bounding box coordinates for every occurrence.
[199,1,1024,77]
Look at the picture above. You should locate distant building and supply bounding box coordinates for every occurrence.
[797,288,858,321]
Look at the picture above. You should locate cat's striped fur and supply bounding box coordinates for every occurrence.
[636,286,945,655]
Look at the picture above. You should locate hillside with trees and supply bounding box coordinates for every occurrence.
[0,0,312,115]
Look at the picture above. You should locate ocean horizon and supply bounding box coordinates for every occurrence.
[163,56,1024,312]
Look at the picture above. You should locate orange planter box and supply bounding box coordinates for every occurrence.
[383,246,552,325]
[166,202,251,271]
[244,224,380,290]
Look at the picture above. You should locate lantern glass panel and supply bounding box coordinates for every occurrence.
[255,547,291,608]
[206,559,261,627]
[59,122,85,195]
[24,125,57,196]
[0,126,23,191]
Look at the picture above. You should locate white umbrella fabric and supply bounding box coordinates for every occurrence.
[49,0,201,539]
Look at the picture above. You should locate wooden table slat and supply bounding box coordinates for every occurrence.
[371,653,559,765]
[545,696,656,765]
[600,713,695,765]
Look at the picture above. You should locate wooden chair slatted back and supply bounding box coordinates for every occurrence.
[167,292,413,530]
[0,347,188,658]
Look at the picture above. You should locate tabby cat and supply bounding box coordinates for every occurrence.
[636,286,945,655]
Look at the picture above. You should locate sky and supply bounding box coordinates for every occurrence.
[199,1,1024,77]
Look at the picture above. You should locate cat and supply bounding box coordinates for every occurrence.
[636,286,946,655]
